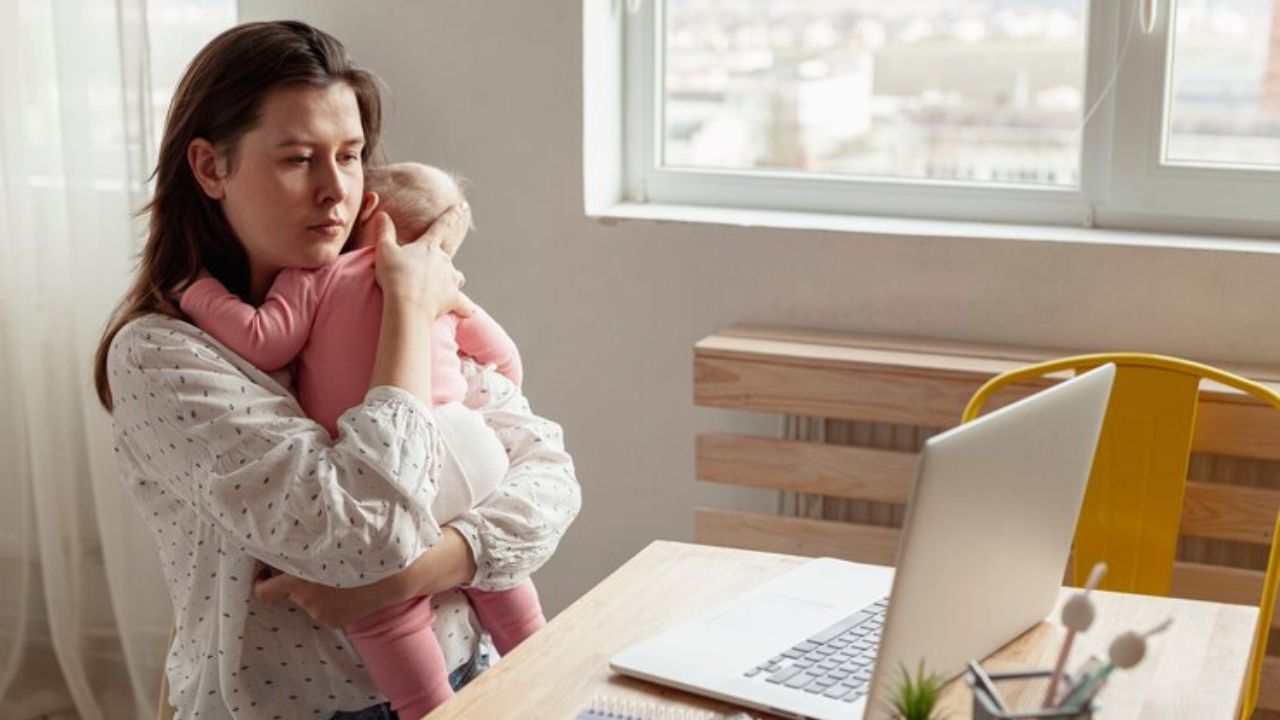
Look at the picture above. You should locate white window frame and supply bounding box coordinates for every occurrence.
[589,0,1280,239]
[1104,0,1280,236]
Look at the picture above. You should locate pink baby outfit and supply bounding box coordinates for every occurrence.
[181,245,522,437]
[181,245,544,718]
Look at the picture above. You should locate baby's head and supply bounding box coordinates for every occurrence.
[363,162,467,247]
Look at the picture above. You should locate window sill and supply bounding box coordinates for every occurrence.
[591,202,1280,257]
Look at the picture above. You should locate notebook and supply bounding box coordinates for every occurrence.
[576,695,757,719]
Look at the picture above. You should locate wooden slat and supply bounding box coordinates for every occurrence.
[696,430,1280,546]
[695,327,1280,460]
[699,325,1280,386]
[1170,561,1280,638]
[697,431,1279,548]
[695,330,1046,378]
[1182,482,1280,545]
[694,353,1045,428]
[694,507,900,566]
[1262,656,1280,713]
[1172,561,1268,606]
[696,433,915,504]
[1195,399,1280,462]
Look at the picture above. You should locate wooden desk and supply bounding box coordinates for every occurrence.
[426,541,1257,719]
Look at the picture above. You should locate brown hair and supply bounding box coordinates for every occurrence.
[93,20,384,411]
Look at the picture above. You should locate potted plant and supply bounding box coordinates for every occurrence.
[887,661,945,720]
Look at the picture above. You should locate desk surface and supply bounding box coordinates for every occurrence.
[426,541,1257,719]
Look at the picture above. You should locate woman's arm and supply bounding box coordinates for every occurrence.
[253,525,477,628]
[249,362,580,624]
[449,362,580,591]
[109,318,444,587]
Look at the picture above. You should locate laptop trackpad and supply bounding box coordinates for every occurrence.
[707,592,836,635]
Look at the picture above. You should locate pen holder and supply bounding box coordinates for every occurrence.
[966,667,1096,720]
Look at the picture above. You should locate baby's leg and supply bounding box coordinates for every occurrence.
[345,596,454,717]
[463,579,546,655]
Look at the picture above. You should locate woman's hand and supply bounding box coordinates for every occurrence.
[253,564,409,628]
[369,206,467,401]
[253,527,478,628]
[373,208,467,319]
[432,201,472,259]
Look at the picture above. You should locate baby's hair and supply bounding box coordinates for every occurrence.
[365,162,471,241]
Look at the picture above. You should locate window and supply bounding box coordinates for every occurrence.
[609,0,1280,236]
[662,1,1087,187]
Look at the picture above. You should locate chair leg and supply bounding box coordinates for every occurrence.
[156,623,175,720]
[1241,510,1280,720]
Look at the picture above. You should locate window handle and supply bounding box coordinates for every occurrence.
[1140,0,1158,35]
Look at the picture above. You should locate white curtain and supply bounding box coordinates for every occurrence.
[0,2,234,718]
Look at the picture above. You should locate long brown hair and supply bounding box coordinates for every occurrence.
[93,20,384,411]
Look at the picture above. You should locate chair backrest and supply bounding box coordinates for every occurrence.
[962,352,1280,719]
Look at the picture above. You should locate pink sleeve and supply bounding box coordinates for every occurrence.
[179,270,323,371]
[455,305,523,387]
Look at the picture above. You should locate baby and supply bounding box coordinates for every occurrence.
[180,163,544,717]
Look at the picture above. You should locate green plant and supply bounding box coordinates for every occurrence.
[887,660,945,720]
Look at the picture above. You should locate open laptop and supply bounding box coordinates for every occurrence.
[611,364,1115,720]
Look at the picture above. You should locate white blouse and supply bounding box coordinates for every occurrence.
[107,314,580,719]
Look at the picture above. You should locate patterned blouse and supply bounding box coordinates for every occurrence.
[107,314,580,719]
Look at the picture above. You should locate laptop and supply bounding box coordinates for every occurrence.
[611,364,1115,720]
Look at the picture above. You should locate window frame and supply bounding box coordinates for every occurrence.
[1103,0,1280,233]
[613,0,1280,238]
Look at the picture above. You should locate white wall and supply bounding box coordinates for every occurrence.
[240,0,1280,615]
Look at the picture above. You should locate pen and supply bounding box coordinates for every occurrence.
[1060,617,1172,710]
[1043,562,1107,707]
[968,660,1009,714]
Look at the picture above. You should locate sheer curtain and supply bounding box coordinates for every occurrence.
[0,2,233,718]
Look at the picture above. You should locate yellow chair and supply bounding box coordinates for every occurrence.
[157,623,175,720]
[961,353,1280,720]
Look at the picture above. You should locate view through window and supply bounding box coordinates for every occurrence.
[663,0,1280,188]
[1167,0,1280,168]
[663,0,1089,187]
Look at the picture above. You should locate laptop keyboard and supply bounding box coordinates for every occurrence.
[743,596,889,703]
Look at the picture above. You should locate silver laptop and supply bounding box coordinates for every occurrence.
[611,364,1115,720]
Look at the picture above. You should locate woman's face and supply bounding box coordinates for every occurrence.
[192,82,367,291]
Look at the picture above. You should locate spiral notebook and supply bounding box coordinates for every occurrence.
[575,695,755,720]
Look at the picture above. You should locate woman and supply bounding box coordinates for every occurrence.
[93,20,580,720]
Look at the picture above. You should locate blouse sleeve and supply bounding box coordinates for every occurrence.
[448,363,581,591]
[179,269,323,371]
[107,317,448,587]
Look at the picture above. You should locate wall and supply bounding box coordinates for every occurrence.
[240,0,1280,615]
